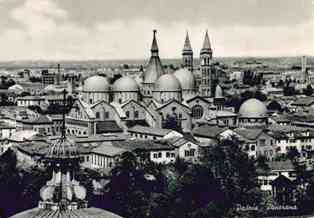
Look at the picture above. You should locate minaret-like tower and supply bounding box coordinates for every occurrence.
[39,89,87,210]
[182,31,193,72]
[200,30,213,97]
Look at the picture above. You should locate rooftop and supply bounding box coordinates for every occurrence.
[128,125,173,137]
[92,142,126,157]
[192,125,228,139]
[113,140,174,151]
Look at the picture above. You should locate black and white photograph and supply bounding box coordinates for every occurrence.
[0,0,313,217]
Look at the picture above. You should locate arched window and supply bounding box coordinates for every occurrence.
[191,105,204,119]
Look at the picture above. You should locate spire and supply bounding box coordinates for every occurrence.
[200,30,212,55]
[182,31,193,54]
[151,29,159,56]
[46,89,78,161]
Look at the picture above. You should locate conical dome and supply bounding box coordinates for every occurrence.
[143,30,165,84]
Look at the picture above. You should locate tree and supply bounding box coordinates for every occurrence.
[203,138,262,210]
[267,100,282,112]
[286,148,300,162]
[303,85,313,96]
[255,91,267,102]
[284,86,296,96]
[0,149,23,217]
[106,152,151,217]
[167,164,224,218]
[278,79,285,87]
[256,155,270,171]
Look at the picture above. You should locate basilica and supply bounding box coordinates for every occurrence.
[65,30,267,137]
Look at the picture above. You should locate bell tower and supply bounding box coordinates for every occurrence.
[182,31,193,72]
[200,30,213,97]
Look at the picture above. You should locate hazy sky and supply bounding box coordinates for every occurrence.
[0,0,313,60]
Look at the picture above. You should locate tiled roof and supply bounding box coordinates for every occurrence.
[17,96,44,100]
[92,142,126,157]
[268,160,294,172]
[125,120,149,128]
[271,174,294,186]
[267,124,308,133]
[291,97,314,106]
[31,115,52,124]
[73,134,128,143]
[192,125,228,139]
[0,121,15,129]
[167,137,199,148]
[16,141,50,156]
[96,121,123,134]
[9,130,38,142]
[113,140,174,151]
[110,102,126,118]
[79,99,95,119]
[265,131,287,140]
[271,114,291,123]
[234,128,264,140]
[128,125,172,136]
[215,110,237,117]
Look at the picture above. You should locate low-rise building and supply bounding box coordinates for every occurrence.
[167,136,200,163]
[0,121,16,139]
[192,124,234,143]
[128,125,183,140]
[257,160,296,195]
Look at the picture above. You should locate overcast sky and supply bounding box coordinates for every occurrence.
[0,0,313,60]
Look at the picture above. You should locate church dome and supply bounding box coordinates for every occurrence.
[173,68,195,90]
[83,75,110,92]
[155,74,182,91]
[239,98,268,118]
[113,76,139,92]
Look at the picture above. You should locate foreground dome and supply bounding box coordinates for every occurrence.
[83,75,110,92]
[239,98,267,118]
[173,68,195,90]
[113,76,139,92]
[155,74,182,91]
[10,207,123,218]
